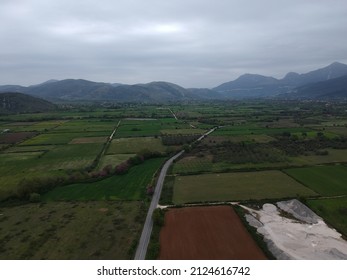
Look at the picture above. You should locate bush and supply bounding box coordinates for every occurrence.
[29,193,41,203]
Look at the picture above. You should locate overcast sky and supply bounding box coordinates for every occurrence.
[1,0,347,88]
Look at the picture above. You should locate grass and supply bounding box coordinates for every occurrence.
[52,120,117,133]
[172,155,289,174]
[97,154,135,170]
[38,143,104,170]
[212,126,308,136]
[43,157,166,201]
[284,165,347,196]
[107,137,167,154]
[21,131,110,145]
[160,128,205,135]
[290,149,347,165]
[172,170,317,204]
[0,201,145,259]
[307,197,347,237]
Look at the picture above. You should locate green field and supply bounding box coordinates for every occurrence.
[212,126,308,136]
[97,154,135,170]
[172,170,317,204]
[52,120,117,133]
[21,131,110,145]
[160,128,205,135]
[43,157,166,201]
[0,201,144,259]
[107,137,167,154]
[307,197,347,237]
[284,165,347,196]
[38,143,104,170]
[290,149,347,165]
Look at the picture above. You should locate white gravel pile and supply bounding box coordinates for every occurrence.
[243,200,347,260]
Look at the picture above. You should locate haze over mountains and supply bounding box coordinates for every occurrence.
[1,62,347,102]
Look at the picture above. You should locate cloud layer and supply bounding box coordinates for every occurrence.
[1,0,347,87]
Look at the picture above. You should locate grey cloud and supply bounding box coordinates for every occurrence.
[1,0,347,87]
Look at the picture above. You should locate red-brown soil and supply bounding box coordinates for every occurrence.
[0,132,36,144]
[159,206,267,260]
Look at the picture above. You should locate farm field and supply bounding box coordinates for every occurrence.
[172,171,317,204]
[1,101,347,260]
[290,149,347,165]
[0,201,144,259]
[43,157,166,201]
[107,137,167,154]
[97,154,135,170]
[284,165,347,196]
[307,197,347,237]
[159,206,267,260]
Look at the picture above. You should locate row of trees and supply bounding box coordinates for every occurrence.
[15,150,164,201]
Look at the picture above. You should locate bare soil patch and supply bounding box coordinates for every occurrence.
[159,206,267,260]
[0,132,36,144]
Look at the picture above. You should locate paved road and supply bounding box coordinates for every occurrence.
[134,126,218,259]
[134,150,184,260]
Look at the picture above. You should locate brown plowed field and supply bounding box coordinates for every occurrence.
[159,206,267,260]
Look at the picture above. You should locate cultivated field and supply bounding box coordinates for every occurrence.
[307,197,347,237]
[159,206,267,259]
[107,137,167,154]
[284,165,347,196]
[43,157,166,201]
[0,201,144,259]
[172,171,317,204]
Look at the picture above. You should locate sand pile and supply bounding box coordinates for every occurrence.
[244,199,347,260]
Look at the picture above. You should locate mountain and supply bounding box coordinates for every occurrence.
[0,92,56,114]
[282,62,347,86]
[214,62,347,99]
[1,62,346,102]
[0,79,223,103]
[286,75,347,100]
[213,74,282,98]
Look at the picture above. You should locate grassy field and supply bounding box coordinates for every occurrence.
[284,165,347,196]
[21,131,110,145]
[38,143,104,170]
[0,201,144,259]
[160,128,205,135]
[290,149,347,165]
[307,197,347,237]
[43,157,166,201]
[172,155,289,174]
[107,137,167,154]
[172,170,317,204]
[97,154,135,170]
[212,126,308,136]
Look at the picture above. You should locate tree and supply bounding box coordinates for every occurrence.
[115,161,130,175]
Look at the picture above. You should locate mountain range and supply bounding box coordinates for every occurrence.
[1,62,347,102]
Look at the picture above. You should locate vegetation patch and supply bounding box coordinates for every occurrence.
[173,171,317,204]
[107,137,166,154]
[69,137,107,144]
[0,201,144,259]
[97,154,135,171]
[43,157,166,201]
[284,165,347,196]
[307,197,347,237]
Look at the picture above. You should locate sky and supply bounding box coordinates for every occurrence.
[1,0,347,88]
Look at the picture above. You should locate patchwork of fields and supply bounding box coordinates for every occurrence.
[1,102,347,260]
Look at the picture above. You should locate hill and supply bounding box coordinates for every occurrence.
[0,92,56,114]
[214,62,347,99]
[1,62,347,102]
[286,75,347,100]
[0,79,222,103]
